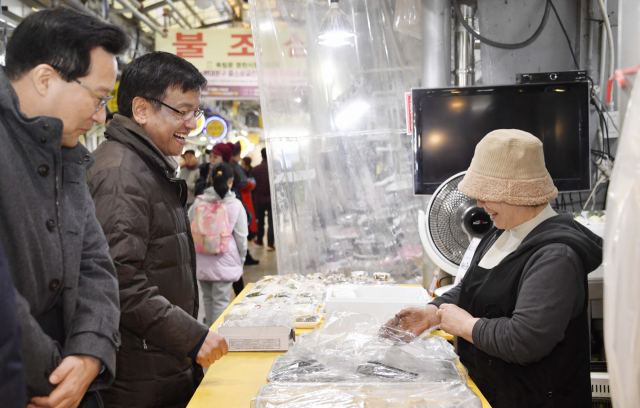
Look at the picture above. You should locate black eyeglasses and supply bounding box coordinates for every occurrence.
[146,97,204,122]
[50,65,113,112]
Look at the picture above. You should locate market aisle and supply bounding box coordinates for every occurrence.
[197,230,278,325]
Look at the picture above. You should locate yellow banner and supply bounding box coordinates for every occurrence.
[156,28,307,99]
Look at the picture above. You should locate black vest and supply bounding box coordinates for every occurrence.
[458,230,592,408]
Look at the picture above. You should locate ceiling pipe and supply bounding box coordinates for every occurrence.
[114,0,167,37]
[421,0,451,87]
[164,0,192,29]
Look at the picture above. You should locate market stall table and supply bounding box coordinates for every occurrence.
[187,283,491,408]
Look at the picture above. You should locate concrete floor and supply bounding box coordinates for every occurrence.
[196,237,278,325]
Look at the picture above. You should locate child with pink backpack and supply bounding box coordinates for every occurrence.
[188,162,247,325]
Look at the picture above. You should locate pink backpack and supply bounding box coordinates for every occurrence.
[191,199,231,255]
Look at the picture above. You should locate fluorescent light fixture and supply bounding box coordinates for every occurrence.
[334,100,369,129]
[317,1,355,47]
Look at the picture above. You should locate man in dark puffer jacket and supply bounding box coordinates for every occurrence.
[88,52,228,408]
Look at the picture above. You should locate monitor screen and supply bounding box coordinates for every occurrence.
[412,82,590,195]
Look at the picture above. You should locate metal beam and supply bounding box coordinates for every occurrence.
[140,0,166,14]
[164,0,191,29]
[16,0,47,11]
[180,0,204,27]
[1,8,23,23]
[199,18,233,28]
[140,7,162,27]
[114,0,167,37]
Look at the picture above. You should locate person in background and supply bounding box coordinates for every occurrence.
[231,143,259,261]
[195,142,259,271]
[180,149,200,209]
[87,52,228,408]
[253,148,275,251]
[240,156,258,235]
[230,142,249,196]
[195,142,234,196]
[241,156,253,177]
[0,241,26,408]
[189,162,247,325]
[0,8,126,408]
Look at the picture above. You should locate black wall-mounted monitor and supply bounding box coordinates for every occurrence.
[412,81,591,195]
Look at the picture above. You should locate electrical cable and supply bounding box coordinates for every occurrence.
[547,0,579,69]
[452,0,550,50]
[597,0,615,107]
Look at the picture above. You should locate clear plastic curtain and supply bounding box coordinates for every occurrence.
[603,57,640,408]
[249,0,426,282]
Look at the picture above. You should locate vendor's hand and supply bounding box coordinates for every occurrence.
[437,304,480,343]
[196,332,229,367]
[380,305,440,342]
[28,355,101,408]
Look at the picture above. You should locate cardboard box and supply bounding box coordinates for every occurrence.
[325,285,429,324]
[217,326,295,352]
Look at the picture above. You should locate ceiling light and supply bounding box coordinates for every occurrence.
[317,0,355,47]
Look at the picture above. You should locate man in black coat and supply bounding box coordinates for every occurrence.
[0,8,127,408]
[0,242,25,408]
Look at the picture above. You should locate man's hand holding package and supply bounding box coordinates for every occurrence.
[196,332,229,367]
[28,355,101,408]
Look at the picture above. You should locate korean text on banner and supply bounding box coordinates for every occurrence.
[156,28,307,100]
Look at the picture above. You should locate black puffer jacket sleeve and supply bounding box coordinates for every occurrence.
[90,166,208,361]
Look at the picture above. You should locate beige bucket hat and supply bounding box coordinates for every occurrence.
[458,129,558,206]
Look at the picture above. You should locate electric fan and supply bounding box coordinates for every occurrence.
[418,172,493,292]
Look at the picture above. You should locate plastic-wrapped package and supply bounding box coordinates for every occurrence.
[604,62,640,408]
[251,382,482,408]
[219,305,293,328]
[267,351,461,383]
[393,0,422,39]
[268,312,461,383]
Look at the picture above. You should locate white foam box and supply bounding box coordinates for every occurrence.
[216,326,295,352]
[325,285,430,323]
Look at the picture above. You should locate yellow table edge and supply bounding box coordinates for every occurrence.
[188,283,491,408]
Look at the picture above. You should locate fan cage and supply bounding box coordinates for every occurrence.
[428,175,471,266]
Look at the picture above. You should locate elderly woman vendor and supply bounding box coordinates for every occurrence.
[386,129,603,408]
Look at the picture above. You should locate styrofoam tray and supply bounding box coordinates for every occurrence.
[325,285,429,324]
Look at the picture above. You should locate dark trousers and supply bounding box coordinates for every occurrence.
[255,202,274,247]
[233,276,245,296]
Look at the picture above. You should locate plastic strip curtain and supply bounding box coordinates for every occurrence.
[249,0,425,282]
[603,53,640,408]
